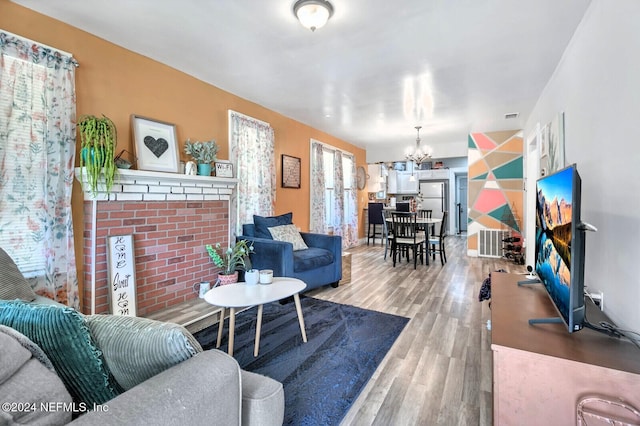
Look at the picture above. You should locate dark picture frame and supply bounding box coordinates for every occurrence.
[281,154,301,188]
[131,114,179,173]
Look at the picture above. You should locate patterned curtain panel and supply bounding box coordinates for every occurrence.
[343,155,358,248]
[332,151,344,236]
[309,141,326,234]
[0,32,79,308]
[229,111,275,236]
[309,141,358,248]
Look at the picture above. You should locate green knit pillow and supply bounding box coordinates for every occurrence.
[85,314,203,390]
[0,301,122,406]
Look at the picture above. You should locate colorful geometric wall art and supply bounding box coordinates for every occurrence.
[467,130,524,256]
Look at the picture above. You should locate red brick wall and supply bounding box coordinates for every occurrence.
[82,200,229,315]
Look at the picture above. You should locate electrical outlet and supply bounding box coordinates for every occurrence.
[591,291,604,311]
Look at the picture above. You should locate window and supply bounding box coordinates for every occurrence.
[342,155,355,228]
[228,111,275,236]
[0,56,48,277]
[321,147,354,230]
[323,150,334,228]
[0,31,79,306]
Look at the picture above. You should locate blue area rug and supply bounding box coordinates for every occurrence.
[194,297,409,425]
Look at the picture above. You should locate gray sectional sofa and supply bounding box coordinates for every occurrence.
[0,247,284,426]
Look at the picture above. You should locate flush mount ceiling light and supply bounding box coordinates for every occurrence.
[293,0,334,32]
[405,125,432,167]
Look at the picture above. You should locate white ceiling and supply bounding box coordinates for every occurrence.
[12,0,591,162]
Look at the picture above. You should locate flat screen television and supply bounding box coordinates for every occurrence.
[534,163,586,333]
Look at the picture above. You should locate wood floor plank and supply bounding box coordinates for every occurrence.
[306,235,522,425]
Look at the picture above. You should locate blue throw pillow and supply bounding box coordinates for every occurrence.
[253,212,293,239]
[0,301,122,406]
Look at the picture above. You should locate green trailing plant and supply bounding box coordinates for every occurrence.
[206,240,254,275]
[78,114,118,194]
[184,139,219,164]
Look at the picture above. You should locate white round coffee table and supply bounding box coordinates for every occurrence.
[204,277,308,356]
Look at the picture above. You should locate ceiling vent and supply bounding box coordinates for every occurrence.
[504,112,519,119]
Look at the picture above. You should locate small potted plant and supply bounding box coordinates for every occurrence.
[78,114,118,194]
[206,240,255,285]
[184,138,219,176]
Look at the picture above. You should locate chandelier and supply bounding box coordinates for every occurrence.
[405,126,432,166]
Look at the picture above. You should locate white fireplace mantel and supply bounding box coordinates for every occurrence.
[75,167,237,201]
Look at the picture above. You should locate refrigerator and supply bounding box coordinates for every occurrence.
[418,180,448,222]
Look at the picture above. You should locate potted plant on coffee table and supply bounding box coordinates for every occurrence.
[184,138,219,176]
[206,240,255,285]
[78,114,118,194]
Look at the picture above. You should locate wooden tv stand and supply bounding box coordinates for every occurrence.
[490,272,640,425]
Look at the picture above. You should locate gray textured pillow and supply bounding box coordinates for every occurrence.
[86,314,203,390]
[0,247,37,302]
[0,325,72,425]
[0,324,55,371]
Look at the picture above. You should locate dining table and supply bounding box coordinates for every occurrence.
[384,216,442,226]
[385,215,443,265]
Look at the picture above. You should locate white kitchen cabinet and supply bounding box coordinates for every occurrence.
[396,172,419,194]
[417,169,450,180]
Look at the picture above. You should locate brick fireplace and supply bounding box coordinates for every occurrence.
[76,168,236,316]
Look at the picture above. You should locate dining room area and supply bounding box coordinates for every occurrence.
[366,201,448,269]
[360,159,467,269]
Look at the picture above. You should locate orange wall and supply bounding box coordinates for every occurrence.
[1,0,368,301]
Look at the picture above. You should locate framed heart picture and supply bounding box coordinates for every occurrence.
[131,115,179,173]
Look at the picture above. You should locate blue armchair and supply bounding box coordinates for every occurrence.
[239,223,342,292]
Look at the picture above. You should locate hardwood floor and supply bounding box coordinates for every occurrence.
[306,236,523,426]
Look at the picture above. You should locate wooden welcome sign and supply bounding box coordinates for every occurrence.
[106,234,137,316]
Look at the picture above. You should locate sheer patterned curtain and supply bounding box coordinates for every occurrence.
[0,32,79,307]
[343,154,358,247]
[309,141,326,233]
[309,140,358,248]
[333,150,344,235]
[228,111,275,236]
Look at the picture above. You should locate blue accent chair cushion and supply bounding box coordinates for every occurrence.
[293,247,334,272]
[0,300,123,406]
[253,213,293,239]
[240,224,342,291]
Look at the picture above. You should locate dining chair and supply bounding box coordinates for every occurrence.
[381,209,394,260]
[428,211,448,265]
[390,212,426,269]
[416,209,433,234]
[367,203,384,246]
[395,202,410,212]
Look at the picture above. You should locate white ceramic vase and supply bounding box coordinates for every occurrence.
[244,269,260,285]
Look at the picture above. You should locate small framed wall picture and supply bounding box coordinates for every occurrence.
[131,114,179,173]
[281,154,301,189]
[215,161,233,178]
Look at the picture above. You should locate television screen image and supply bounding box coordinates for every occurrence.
[535,164,585,332]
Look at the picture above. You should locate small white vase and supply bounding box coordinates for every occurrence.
[244,269,260,285]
